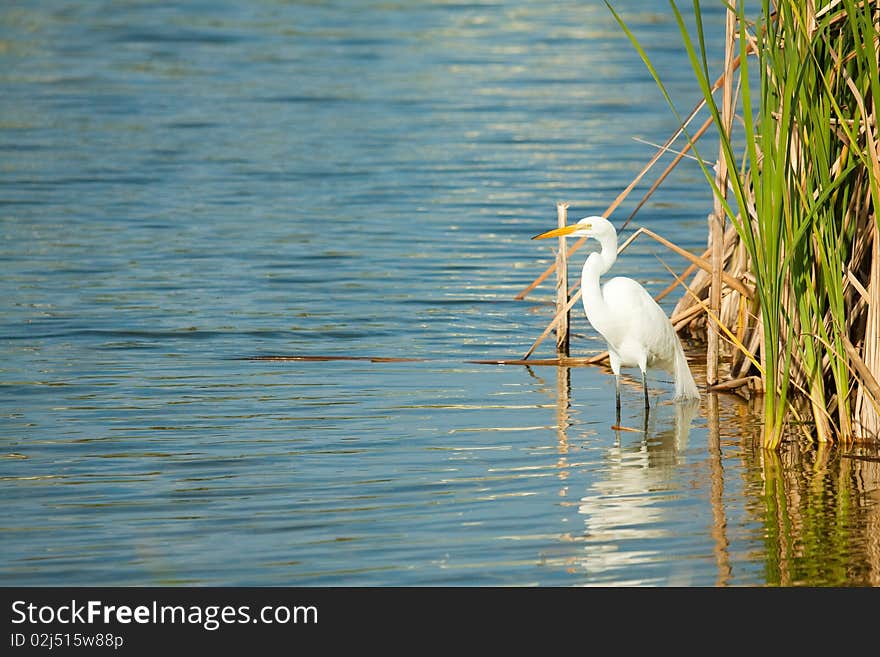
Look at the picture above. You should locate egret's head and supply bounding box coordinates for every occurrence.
[531,215,614,241]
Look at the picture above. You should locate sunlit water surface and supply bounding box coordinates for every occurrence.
[2,1,879,586]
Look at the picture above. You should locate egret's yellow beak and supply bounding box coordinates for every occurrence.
[531,223,585,240]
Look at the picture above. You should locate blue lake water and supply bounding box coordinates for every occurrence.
[2,1,879,586]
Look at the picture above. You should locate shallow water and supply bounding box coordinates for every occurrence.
[2,0,879,586]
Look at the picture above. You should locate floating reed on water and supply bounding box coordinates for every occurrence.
[522,0,880,447]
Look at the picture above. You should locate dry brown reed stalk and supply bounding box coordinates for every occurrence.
[854,223,880,437]
[620,115,715,231]
[707,7,738,386]
[514,63,742,302]
[555,203,570,356]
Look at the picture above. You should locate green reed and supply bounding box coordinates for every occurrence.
[610,0,879,447]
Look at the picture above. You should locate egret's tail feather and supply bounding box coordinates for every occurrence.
[672,338,700,401]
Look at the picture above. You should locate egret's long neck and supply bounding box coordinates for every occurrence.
[580,231,617,311]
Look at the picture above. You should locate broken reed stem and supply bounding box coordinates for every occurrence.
[555,202,570,356]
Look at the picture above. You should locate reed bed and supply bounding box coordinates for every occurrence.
[521,0,880,448]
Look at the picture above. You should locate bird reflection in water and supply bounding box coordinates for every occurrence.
[572,398,701,583]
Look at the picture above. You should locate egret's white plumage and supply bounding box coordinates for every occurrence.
[533,216,700,416]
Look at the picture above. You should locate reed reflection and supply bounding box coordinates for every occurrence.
[749,441,880,586]
[534,362,880,585]
[706,392,732,586]
[715,391,880,586]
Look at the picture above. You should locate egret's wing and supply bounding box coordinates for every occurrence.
[603,277,677,368]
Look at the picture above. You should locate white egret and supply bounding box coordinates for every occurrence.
[533,216,700,418]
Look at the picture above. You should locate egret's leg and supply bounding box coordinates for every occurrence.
[609,350,622,425]
[615,376,621,425]
[636,354,650,415]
